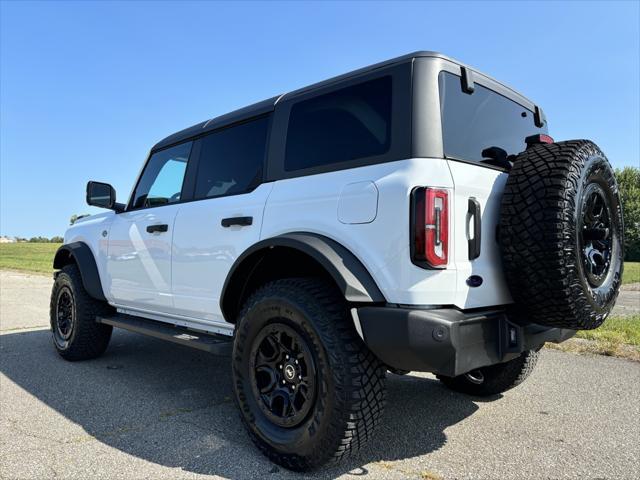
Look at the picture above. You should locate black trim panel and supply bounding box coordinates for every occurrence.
[220,232,386,321]
[97,313,232,355]
[357,305,575,376]
[53,242,107,302]
[152,96,278,151]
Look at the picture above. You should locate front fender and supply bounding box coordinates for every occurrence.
[53,242,107,302]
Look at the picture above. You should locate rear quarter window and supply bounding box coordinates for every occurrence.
[284,76,392,172]
[438,71,547,164]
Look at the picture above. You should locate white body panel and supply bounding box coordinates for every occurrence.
[446,160,512,308]
[171,183,274,323]
[63,211,115,288]
[106,205,181,311]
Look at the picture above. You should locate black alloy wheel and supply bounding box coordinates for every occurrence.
[579,183,613,288]
[250,323,317,428]
[54,286,75,348]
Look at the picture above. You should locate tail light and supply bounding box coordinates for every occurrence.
[525,134,554,146]
[411,187,449,268]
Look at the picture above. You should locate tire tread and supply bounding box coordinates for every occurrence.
[234,278,386,471]
[49,264,112,361]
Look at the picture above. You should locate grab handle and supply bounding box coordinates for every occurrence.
[468,198,481,260]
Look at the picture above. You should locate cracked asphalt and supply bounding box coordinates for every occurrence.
[1,270,639,479]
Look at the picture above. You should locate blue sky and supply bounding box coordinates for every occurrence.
[1,0,638,238]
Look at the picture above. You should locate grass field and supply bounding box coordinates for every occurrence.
[0,242,61,274]
[576,315,640,346]
[552,315,640,361]
[622,261,640,285]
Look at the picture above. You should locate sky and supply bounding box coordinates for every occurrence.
[1,0,639,238]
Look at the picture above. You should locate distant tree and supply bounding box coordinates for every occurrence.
[616,167,640,261]
[50,236,64,243]
[28,236,50,243]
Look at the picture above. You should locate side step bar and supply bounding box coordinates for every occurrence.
[96,313,232,355]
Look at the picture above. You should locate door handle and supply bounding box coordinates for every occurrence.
[468,198,481,260]
[221,216,253,228]
[146,224,168,234]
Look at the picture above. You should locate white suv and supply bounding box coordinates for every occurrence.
[50,51,624,471]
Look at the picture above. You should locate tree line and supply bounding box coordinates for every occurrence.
[616,167,640,261]
[11,236,64,243]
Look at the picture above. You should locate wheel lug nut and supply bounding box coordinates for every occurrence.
[295,359,299,365]
[286,355,289,360]
[278,364,282,369]
[282,380,286,384]
[292,385,295,390]
[298,375,302,380]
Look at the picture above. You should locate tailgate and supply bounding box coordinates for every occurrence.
[448,160,512,309]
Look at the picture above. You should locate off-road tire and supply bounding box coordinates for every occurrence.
[232,278,387,471]
[437,350,539,396]
[50,264,113,360]
[499,140,624,330]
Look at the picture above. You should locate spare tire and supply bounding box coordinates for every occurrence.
[499,140,624,330]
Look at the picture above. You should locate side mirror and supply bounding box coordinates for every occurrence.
[86,181,124,212]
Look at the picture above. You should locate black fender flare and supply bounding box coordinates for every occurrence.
[53,242,107,302]
[220,233,385,321]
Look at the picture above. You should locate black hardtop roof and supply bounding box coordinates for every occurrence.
[151,51,529,151]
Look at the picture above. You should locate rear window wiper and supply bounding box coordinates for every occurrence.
[481,146,513,170]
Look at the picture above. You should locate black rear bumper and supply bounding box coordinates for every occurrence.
[356,306,575,377]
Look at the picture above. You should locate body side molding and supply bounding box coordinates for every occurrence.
[221,232,386,321]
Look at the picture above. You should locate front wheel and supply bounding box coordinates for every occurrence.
[232,278,387,471]
[437,350,539,396]
[49,264,113,361]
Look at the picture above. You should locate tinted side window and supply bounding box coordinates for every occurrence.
[194,116,269,199]
[284,76,392,172]
[439,71,547,163]
[131,142,192,209]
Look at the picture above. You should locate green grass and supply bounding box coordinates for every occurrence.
[576,315,640,346]
[622,262,640,285]
[0,242,61,274]
[550,314,640,361]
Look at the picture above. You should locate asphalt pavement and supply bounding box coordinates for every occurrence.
[1,270,639,479]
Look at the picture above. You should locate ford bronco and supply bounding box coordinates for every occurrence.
[50,51,624,470]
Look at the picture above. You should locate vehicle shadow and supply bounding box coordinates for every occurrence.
[0,329,488,479]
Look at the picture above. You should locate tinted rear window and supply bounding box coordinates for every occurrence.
[194,116,269,199]
[439,71,547,163]
[284,76,392,172]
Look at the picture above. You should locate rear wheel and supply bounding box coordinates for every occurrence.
[50,264,113,360]
[232,278,387,471]
[437,350,539,396]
